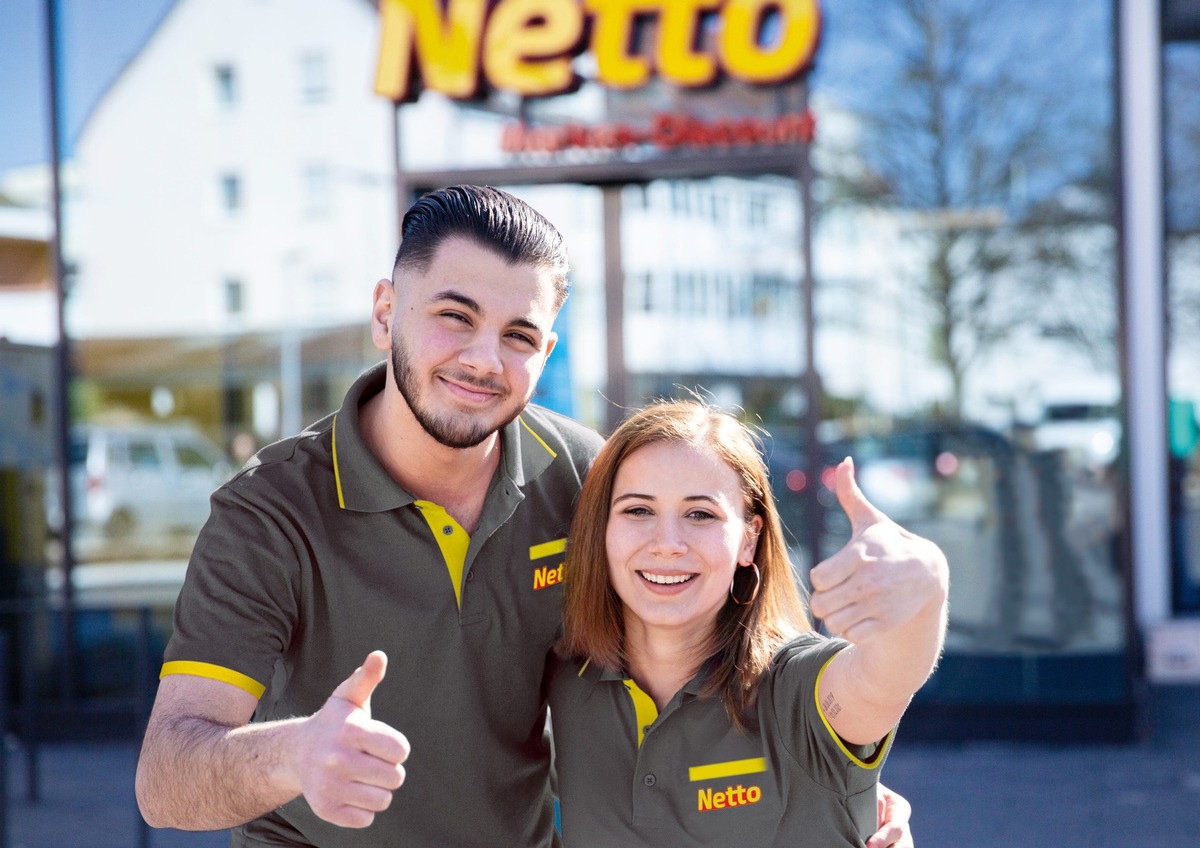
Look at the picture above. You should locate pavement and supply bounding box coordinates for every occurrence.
[1,686,1197,848]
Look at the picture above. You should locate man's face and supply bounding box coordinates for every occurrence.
[381,238,559,449]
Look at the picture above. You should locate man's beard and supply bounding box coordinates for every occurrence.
[391,331,526,449]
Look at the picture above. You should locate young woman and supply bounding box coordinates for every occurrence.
[550,400,948,847]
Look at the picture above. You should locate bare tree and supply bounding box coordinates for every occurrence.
[815,0,1116,416]
[1166,44,1200,351]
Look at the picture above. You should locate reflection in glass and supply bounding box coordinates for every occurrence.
[1165,42,1200,611]
[804,0,1124,669]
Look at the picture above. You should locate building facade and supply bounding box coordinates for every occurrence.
[1,0,1198,736]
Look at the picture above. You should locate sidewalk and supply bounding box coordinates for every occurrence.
[884,685,1200,847]
[2,686,1197,848]
[1,739,225,848]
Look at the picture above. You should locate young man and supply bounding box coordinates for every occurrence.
[135,185,916,847]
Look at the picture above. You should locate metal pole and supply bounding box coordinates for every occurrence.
[1118,0,1169,630]
[601,185,627,435]
[135,607,153,848]
[797,79,824,573]
[0,629,9,848]
[44,0,77,705]
[19,609,39,805]
[393,101,409,234]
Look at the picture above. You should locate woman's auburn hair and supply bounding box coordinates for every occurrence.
[559,399,812,731]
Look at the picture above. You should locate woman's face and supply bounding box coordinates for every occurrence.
[605,440,762,636]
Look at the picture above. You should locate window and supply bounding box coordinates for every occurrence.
[1164,36,1200,611]
[631,272,653,311]
[176,445,215,470]
[300,52,328,103]
[213,63,237,109]
[802,0,1125,710]
[670,181,691,215]
[219,174,241,214]
[751,273,782,317]
[302,164,331,216]
[303,270,338,317]
[748,195,768,227]
[224,278,244,315]
[128,440,161,470]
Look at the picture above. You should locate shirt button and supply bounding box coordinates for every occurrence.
[466,570,474,581]
[643,774,656,787]
[442,525,454,535]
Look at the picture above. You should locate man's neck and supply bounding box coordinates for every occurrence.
[359,387,502,534]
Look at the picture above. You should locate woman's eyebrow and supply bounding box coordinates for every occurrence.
[612,492,720,504]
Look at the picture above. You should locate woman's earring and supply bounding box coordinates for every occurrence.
[729,562,761,606]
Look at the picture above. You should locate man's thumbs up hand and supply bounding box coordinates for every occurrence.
[288,651,410,829]
[331,650,388,714]
[808,459,949,645]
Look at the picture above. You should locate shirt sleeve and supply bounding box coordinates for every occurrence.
[769,632,894,796]
[162,480,302,698]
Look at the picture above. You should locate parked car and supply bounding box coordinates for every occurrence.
[759,420,1019,546]
[45,423,232,561]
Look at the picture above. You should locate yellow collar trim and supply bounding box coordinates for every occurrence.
[519,415,558,459]
[623,677,659,748]
[332,413,346,509]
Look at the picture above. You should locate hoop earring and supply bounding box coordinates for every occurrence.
[729,562,761,606]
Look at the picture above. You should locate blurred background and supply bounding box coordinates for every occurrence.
[0,0,1197,749]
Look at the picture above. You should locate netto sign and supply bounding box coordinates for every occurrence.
[375,0,822,102]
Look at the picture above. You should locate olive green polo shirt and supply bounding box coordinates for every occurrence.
[547,633,892,848]
[163,361,603,848]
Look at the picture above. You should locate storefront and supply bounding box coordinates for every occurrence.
[4,0,1198,738]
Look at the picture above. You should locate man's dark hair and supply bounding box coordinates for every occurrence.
[393,185,570,309]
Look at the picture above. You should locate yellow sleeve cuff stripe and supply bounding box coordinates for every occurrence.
[814,651,893,770]
[689,757,768,782]
[160,661,267,699]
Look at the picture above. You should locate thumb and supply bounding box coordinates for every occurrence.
[331,650,387,714]
[835,457,884,535]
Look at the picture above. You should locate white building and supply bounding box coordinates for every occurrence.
[59,0,821,435]
[67,0,397,341]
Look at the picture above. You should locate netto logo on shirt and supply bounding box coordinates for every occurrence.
[529,538,567,591]
[697,784,764,811]
[533,562,564,590]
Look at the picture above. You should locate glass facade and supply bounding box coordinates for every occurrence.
[808,1,1126,714]
[1165,33,1200,612]
[0,0,1144,729]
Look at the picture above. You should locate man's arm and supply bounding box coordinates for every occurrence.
[809,459,950,746]
[136,651,409,831]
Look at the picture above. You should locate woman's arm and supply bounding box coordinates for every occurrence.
[808,459,950,746]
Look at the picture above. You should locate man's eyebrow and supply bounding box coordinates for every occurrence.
[430,290,482,313]
[510,316,544,334]
[430,291,545,335]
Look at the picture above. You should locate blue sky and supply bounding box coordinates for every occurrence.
[0,0,175,174]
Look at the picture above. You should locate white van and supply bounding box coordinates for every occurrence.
[46,423,232,561]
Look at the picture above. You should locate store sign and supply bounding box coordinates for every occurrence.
[501,110,815,154]
[375,0,822,102]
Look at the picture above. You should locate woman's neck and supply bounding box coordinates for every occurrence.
[623,622,712,711]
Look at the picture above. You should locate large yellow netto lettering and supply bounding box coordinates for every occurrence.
[375,0,821,101]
